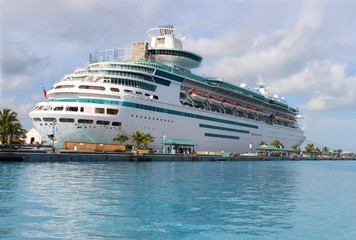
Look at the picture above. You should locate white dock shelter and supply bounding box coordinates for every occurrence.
[25,128,44,145]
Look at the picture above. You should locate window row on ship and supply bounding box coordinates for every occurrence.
[87,63,155,74]
[32,117,121,127]
[33,105,119,115]
[53,82,159,97]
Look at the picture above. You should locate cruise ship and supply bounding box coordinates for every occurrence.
[29,25,305,152]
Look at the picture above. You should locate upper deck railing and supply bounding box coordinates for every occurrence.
[89,48,132,63]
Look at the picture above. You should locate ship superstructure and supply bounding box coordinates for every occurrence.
[29,25,305,152]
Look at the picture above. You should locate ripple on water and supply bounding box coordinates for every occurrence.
[0,161,356,239]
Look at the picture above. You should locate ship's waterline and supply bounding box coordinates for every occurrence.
[29,25,305,152]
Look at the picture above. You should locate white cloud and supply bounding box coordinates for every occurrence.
[30,94,45,103]
[185,1,326,84]
[2,75,35,91]
[0,96,16,108]
[300,113,356,151]
[270,60,356,111]
[184,0,356,112]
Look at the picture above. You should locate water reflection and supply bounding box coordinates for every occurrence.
[0,161,299,239]
[0,163,22,237]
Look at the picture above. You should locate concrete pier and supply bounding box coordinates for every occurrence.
[0,150,355,162]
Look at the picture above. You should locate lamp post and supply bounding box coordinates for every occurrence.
[52,120,56,152]
[162,129,165,153]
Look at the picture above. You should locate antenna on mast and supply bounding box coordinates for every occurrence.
[257,74,269,97]
[257,74,265,88]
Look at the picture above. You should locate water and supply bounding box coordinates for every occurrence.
[1,161,356,239]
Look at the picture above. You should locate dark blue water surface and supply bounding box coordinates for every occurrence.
[1,161,356,239]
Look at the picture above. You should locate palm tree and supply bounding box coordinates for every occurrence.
[292,144,301,151]
[130,131,144,148]
[335,149,343,154]
[271,139,284,148]
[8,122,23,143]
[0,108,20,144]
[305,143,315,152]
[142,133,155,149]
[113,133,129,144]
[258,141,266,146]
[322,146,329,155]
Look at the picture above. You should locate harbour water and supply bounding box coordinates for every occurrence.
[1,160,356,239]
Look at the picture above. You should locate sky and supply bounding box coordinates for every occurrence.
[1,0,356,152]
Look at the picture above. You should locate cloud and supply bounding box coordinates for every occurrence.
[17,103,35,130]
[185,1,326,83]
[1,42,50,76]
[184,0,356,112]
[0,96,16,108]
[300,113,356,151]
[30,94,45,103]
[270,60,356,111]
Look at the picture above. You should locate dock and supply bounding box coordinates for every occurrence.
[0,150,355,162]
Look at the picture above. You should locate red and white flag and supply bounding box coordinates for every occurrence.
[43,87,47,99]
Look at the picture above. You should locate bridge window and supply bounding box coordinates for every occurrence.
[95,108,105,114]
[59,118,75,123]
[107,109,119,115]
[79,85,105,90]
[78,119,94,124]
[97,120,110,125]
[66,106,78,112]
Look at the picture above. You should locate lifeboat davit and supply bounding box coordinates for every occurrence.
[208,96,223,106]
[222,100,236,109]
[190,91,207,102]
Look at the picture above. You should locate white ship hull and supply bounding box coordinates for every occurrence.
[30,96,304,152]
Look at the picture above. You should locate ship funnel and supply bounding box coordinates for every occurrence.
[146,25,202,70]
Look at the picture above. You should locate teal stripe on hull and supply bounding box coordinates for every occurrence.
[53,98,259,130]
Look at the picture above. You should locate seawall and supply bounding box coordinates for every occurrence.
[0,151,354,162]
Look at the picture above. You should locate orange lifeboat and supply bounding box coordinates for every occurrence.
[275,114,295,122]
[222,100,236,109]
[235,103,245,111]
[275,114,285,120]
[190,91,207,102]
[208,96,223,106]
[256,108,267,116]
[248,106,258,112]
